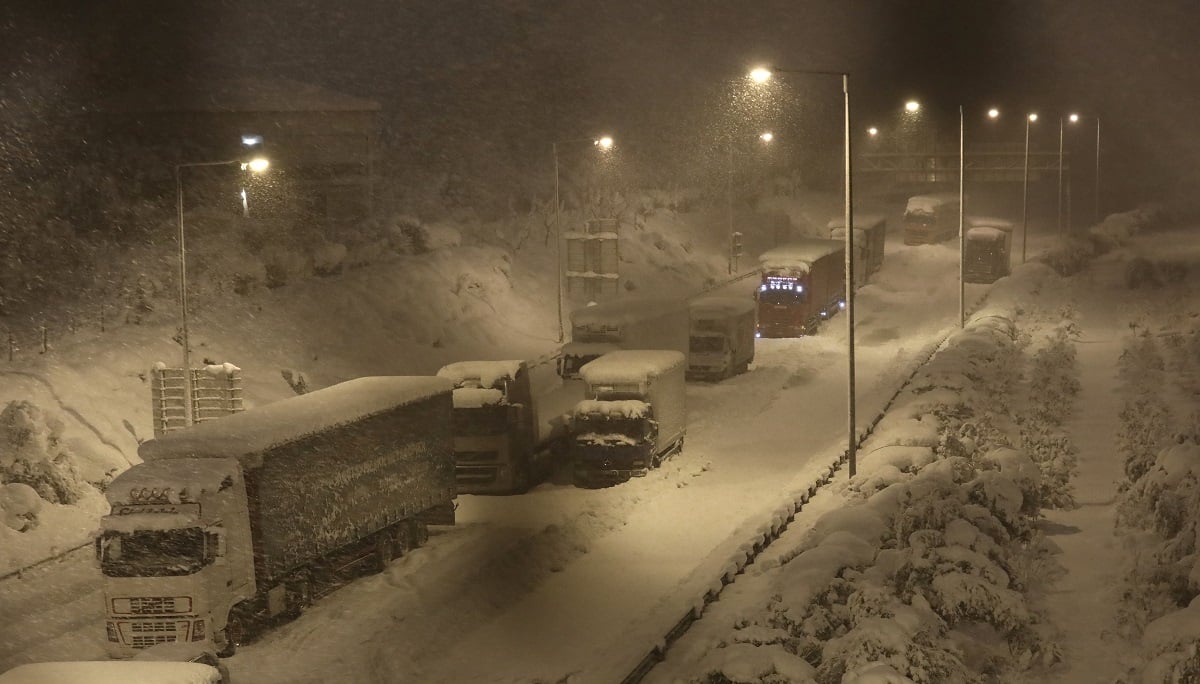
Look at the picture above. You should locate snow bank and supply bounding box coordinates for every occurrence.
[437,360,524,389]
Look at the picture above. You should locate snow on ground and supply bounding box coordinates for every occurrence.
[5,188,1189,683]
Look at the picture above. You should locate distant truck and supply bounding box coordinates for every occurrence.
[687,296,756,380]
[903,193,961,245]
[963,216,1015,283]
[828,214,887,287]
[436,360,581,494]
[572,350,687,485]
[559,297,689,378]
[755,237,846,338]
[96,376,456,659]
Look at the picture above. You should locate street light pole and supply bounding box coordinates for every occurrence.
[1095,117,1102,224]
[175,156,268,426]
[750,66,855,478]
[1021,113,1036,264]
[727,140,734,274]
[1057,116,1065,237]
[552,136,614,344]
[958,106,965,329]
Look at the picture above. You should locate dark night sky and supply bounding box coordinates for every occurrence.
[5,1,1200,211]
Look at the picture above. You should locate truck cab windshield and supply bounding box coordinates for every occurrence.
[759,289,806,305]
[690,335,726,353]
[452,404,510,435]
[575,414,648,441]
[99,528,208,577]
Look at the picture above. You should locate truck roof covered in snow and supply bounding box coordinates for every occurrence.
[905,193,960,215]
[451,387,505,408]
[138,376,452,462]
[758,238,843,271]
[570,297,684,327]
[966,216,1014,230]
[966,226,1009,241]
[437,360,525,388]
[106,457,240,505]
[579,349,686,384]
[574,399,650,418]
[688,296,756,317]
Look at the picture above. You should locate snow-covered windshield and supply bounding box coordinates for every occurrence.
[573,414,647,441]
[451,404,509,436]
[690,335,726,353]
[99,529,208,577]
[758,289,806,305]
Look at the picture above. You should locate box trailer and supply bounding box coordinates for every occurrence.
[903,193,960,245]
[827,213,886,287]
[687,296,756,380]
[963,216,1015,284]
[559,296,689,378]
[571,350,686,485]
[755,237,846,338]
[96,376,456,658]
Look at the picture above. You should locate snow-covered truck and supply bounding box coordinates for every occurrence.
[559,297,689,378]
[96,376,456,659]
[903,192,961,245]
[963,216,1015,283]
[755,237,846,338]
[436,360,580,494]
[686,296,756,381]
[828,213,886,287]
[571,350,686,485]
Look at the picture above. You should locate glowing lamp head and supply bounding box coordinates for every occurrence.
[1069,113,1080,123]
[594,136,614,150]
[905,100,920,113]
[759,132,774,143]
[867,126,879,137]
[749,67,772,83]
[987,108,1000,119]
[1028,113,1038,123]
[243,157,270,173]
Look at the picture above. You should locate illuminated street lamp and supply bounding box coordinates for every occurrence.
[1021,112,1038,263]
[749,65,858,478]
[553,135,614,342]
[867,126,879,137]
[1058,113,1079,236]
[957,106,1001,328]
[727,131,775,273]
[905,100,920,113]
[175,151,269,425]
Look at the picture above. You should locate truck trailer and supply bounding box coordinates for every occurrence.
[437,360,581,494]
[571,350,686,485]
[559,297,689,378]
[755,237,846,338]
[687,296,756,381]
[963,216,1015,284]
[903,193,961,245]
[96,376,456,659]
[828,213,886,287]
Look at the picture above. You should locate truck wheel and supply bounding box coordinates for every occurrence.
[410,519,429,548]
[217,614,245,657]
[375,532,395,572]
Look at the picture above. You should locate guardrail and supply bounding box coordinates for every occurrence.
[0,540,92,583]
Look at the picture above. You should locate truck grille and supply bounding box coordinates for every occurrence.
[131,634,177,648]
[111,596,192,615]
[456,465,499,483]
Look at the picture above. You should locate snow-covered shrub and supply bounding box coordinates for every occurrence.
[0,400,92,505]
[260,243,310,289]
[312,241,348,276]
[1017,323,1081,509]
[0,482,43,531]
[1036,237,1096,276]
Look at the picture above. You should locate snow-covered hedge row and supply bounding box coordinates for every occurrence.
[685,308,1080,684]
[1113,329,1200,679]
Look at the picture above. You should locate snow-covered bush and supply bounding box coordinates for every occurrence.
[0,482,42,531]
[690,315,1065,684]
[1017,323,1081,509]
[0,400,93,506]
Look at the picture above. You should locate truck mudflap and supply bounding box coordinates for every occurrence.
[416,501,456,526]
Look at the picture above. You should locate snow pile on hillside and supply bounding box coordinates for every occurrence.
[675,282,1083,682]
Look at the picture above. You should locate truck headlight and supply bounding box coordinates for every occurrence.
[192,619,206,641]
[106,621,119,642]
